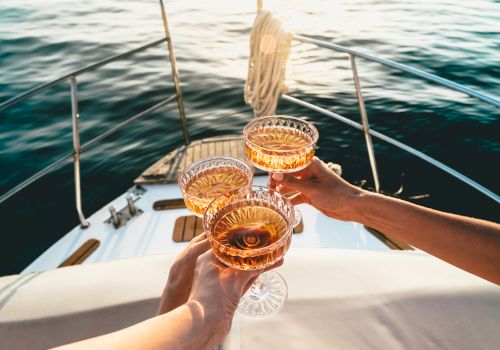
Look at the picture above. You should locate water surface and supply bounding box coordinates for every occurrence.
[0,0,499,275]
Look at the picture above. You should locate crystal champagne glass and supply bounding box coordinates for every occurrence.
[243,115,319,227]
[204,186,295,318]
[178,156,253,217]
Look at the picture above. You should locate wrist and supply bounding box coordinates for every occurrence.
[347,187,374,224]
[166,261,192,290]
[188,295,235,324]
[186,299,232,344]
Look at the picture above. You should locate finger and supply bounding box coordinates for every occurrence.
[190,238,210,256]
[312,157,337,177]
[287,192,310,205]
[196,250,214,265]
[275,183,299,195]
[242,275,259,295]
[268,173,277,189]
[229,267,261,293]
[200,251,231,272]
[279,174,313,194]
[274,178,303,193]
[241,275,259,296]
[190,232,207,244]
[269,175,285,191]
[269,167,313,194]
[271,172,284,181]
[280,158,323,180]
[287,166,310,179]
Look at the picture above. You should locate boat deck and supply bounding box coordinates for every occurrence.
[22,135,397,274]
[135,134,265,185]
[23,175,391,274]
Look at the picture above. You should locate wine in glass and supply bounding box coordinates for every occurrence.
[178,156,253,216]
[204,186,295,318]
[243,115,319,226]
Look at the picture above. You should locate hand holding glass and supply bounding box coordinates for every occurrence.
[204,186,295,318]
[244,115,319,226]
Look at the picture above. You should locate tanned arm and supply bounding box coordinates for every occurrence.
[271,157,500,284]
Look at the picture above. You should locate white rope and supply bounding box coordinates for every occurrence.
[244,11,292,118]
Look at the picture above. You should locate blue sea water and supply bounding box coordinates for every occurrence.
[0,0,499,275]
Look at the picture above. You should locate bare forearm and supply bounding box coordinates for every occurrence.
[54,301,226,350]
[157,275,185,314]
[352,191,500,284]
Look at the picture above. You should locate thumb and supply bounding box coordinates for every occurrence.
[231,268,262,294]
[280,173,313,194]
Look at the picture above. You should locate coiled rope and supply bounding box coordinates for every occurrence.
[244,10,292,117]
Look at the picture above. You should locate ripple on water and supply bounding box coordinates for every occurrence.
[0,0,498,274]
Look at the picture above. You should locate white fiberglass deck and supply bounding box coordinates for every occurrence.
[23,176,388,274]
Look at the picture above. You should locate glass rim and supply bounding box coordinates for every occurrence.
[203,185,294,257]
[178,156,254,200]
[243,115,319,153]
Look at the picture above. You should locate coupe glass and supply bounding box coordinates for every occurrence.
[204,186,295,318]
[178,156,253,216]
[243,115,319,227]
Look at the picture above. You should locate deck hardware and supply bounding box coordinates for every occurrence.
[108,206,120,228]
[153,198,186,211]
[128,185,146,197]
[126,195,137,215]
[105,196,144,229]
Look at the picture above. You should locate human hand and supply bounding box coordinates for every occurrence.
[188,251,283,336]
[268,156,364,221]
[157,233,210,315]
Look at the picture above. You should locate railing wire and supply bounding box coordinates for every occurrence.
[0,38,167,112]
[0,95,176,205]
[294,34,500,108]
[282,94,500,204]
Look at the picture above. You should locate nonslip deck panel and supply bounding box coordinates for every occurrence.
[173,216,204,242]
[58,239,100,267]
[135,135,265,185]
[153,198,186,210]
[173,215,304,243]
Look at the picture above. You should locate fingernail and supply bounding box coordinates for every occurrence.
[272,173,284,181]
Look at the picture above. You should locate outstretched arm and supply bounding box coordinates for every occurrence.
[270,157,500,284]
[53,237,276,350]
[353,189,500,284]
[55,300,227,350]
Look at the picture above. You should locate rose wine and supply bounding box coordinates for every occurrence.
[245,126,315,172]
[211,205,292,270]
[184,167,251,215]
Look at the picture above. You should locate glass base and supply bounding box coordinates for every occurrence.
[237,271,288,319]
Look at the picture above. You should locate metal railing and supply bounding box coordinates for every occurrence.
[283,34,499,203]
[0,0,189,227]
[1,4,499,233]
[294,35,500,108]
